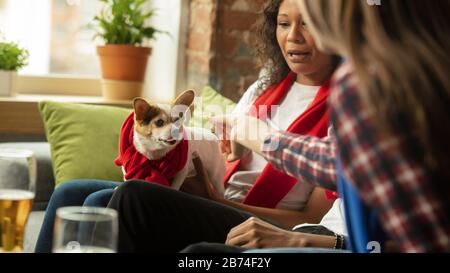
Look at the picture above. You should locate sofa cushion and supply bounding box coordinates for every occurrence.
[189,86,236,129]
[38,101,131,186]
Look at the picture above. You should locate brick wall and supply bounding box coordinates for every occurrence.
[186,0,265,102]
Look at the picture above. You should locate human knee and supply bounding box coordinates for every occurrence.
[114,180,164,200]
[110,181,173,212]
[52,180,90,201]
[84,189,114,207]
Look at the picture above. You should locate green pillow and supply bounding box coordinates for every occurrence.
[189,86,236,129]
[38,101,132,186]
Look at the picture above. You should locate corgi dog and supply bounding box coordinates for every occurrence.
[131,90,225,195]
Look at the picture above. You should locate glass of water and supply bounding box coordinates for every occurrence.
[52,206,118,253]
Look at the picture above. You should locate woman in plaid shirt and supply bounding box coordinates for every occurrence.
[232,0,450,252]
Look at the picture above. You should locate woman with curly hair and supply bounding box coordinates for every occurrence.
[106,0,344,253]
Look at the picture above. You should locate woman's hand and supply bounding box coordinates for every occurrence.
[211,115,252,162]
[210,115,233,158]
[229,115,276,157]
[225,217,306,249]
[211,114,277,161]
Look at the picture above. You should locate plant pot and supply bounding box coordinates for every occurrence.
[97,45,151,100]
[0,71,16,97]
[97,45,151,82]
[100,79,144,101]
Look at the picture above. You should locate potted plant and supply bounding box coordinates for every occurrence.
[0,38,28,97]
[92,0,163,100]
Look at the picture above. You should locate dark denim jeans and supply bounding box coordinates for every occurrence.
[34,180,120,253]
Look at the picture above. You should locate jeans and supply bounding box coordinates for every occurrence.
[34,180,120,253]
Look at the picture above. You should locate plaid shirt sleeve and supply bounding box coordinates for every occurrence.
[262,129,337,192]
[329,63,450,252]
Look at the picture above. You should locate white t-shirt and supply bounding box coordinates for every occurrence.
[224,80,320,210]
[293,198,347,236]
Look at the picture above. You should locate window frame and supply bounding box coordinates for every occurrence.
[13,74,101,96]
[7,0,188,100]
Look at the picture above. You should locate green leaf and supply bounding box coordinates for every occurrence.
[0,41,29,71]
[89,0,167,46]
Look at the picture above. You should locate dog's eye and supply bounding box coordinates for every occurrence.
[172,112,184,123]
[155,119,165,127]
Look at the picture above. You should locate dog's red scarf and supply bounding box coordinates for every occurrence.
[224,72,338,208]
[114,113,189,187]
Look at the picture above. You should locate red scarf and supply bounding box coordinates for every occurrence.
[224,72,336,208]
[114,113,189,186]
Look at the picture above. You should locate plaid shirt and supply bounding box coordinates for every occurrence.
[263,63,450,252]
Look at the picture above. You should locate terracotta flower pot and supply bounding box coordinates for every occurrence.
[97,45,151,100]
[100,79,144,101]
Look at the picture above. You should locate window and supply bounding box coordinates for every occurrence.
[0,0,187,100]
[0,0,101,77]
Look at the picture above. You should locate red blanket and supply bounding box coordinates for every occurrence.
[114,113,188,186]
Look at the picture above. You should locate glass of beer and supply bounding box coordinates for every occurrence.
[0,148,36,253]
[52,206,118,253]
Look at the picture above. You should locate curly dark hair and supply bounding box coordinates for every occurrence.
[253,0,288,90]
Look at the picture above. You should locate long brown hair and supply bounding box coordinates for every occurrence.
[300,0,450,177]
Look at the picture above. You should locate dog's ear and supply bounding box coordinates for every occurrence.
[172,90,195,107]
[133,98,151,122]
[171,90,196,123]
[133,98,162,124]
